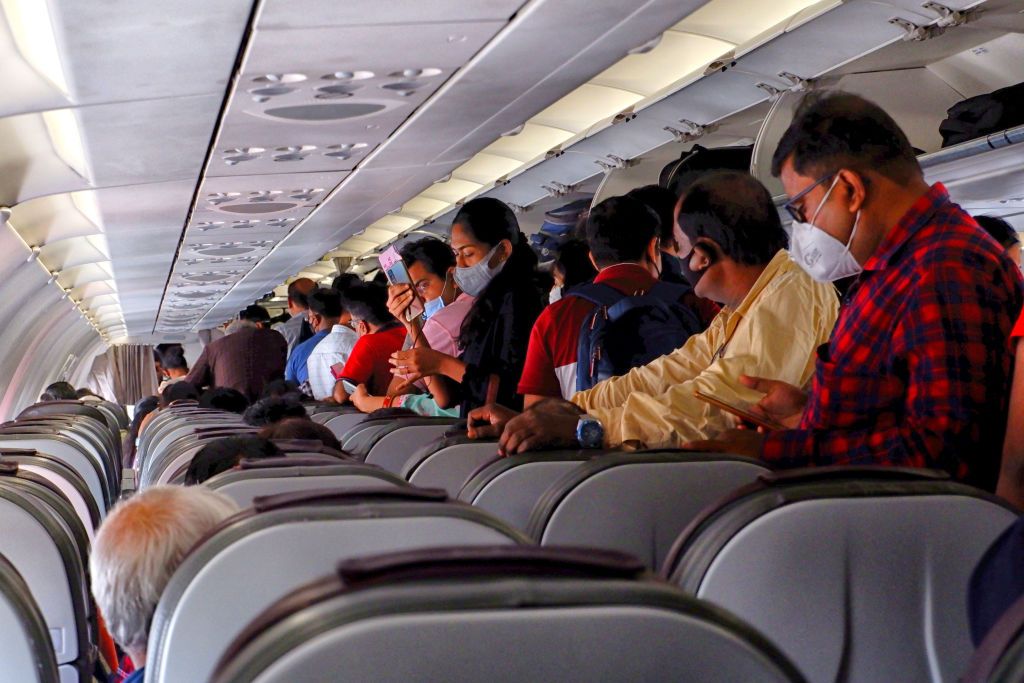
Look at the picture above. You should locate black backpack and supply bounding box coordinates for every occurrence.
[939,81,1024,147]
[572,281,702,392]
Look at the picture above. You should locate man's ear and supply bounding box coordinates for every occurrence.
[836,169,868,214]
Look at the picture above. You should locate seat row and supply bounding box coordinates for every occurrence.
[0,399,125,682]
[124,404,1024,682]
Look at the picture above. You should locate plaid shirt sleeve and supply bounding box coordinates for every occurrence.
[761,190,1022,485]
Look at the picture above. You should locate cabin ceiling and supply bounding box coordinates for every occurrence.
[0,0,1017,343]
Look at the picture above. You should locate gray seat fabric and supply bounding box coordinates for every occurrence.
[0,475,92,682]
[146,489,530,683]
[323,412,368,441]
[664,468,1019,683]
[0,436,109,517]
[964,593,1024,683]
[457,451,595,530]
[402,439,503,496]
[527,453,768,570]
[203,463,406,507]
[0,552,60,683]
[211,546,805,683]
[363,423,461,473]
[1,451,99,538]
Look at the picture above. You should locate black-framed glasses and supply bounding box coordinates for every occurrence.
[783,173,834,224]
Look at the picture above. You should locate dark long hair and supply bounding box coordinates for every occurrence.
[453,198,541,350]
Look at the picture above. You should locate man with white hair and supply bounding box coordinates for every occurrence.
[89,486,239,682]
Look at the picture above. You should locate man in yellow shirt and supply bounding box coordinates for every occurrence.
[468,171,839,453]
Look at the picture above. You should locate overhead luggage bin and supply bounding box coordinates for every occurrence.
[664,467,1019,683]
[211,545,806,683]
[202,458,406,507]
[146,487,530,683]
[0,552,59,683]
[526,452,769,570]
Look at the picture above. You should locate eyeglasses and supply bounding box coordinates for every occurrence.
[783,173,834,224]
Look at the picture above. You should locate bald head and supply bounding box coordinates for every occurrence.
[286,277,316,314]
[89,486,238,663]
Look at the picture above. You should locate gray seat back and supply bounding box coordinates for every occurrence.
[146,488,531,683]
[364,423,461,473]
[0,436,108,517]
[203,461,406,507]
[0,472,92,682]
[211,546,806,683]
[323,412,368,441]
[402,438,502,496]
[457,451,595,530]
[664,468,1019,683]
[0,552,60,683]
[2,450,99,538]
[528,453,768,570]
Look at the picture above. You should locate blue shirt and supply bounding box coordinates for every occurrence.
[123,666,145,683]
[285,330,329,384]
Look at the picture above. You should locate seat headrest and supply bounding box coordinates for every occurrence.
[17,401,107,424]
[252,486,448,513]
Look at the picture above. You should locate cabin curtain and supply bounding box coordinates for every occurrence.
[104,344,159,405]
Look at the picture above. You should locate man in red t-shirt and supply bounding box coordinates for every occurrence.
[331,283,407,401]
[519,195,704,407]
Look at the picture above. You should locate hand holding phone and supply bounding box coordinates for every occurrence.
[694,389,786,431]
[379,246,425,321]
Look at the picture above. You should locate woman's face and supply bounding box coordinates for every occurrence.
[451,223,508,269]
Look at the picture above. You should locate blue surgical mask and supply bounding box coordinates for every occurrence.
[454,244,506,297]
[423,296,445,320]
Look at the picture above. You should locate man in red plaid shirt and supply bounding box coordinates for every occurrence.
[690,92,1023,490]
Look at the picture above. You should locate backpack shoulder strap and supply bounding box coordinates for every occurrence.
[567,282,624,308]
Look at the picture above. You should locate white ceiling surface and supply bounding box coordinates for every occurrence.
[196,0,1021,328]
[0,0,254,342]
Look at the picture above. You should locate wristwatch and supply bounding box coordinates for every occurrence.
[576,416,605,450]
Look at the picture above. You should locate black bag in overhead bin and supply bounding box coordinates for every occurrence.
[659,144,753,196]
[939,81,1024,147]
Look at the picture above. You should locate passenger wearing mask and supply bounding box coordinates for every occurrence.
[157,345,189,393]
[303,287,357,401]
[975,215,1021,267]
[548,239,597,304]
[331,283,406,402]
[351,237,472,415]
[519,195,700,405]
[388,197,546,415]
[467,171,838,452]
[277,278,317,354]
[627,183,718,326]
[689,92,1022,490]
[185,304,288,402]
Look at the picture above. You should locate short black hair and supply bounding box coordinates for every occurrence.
[287,280,312,309]
[331,273,362,294]
[771,91,921,182]
[261,379,302,400]
[626,185,679,246]
[199,387,250,414]
[185,436,282,485]
[552,239,597,290]
[238,304,270,323]
[975,215,1020,250]
[585,196,659,268]
[677,171,787,266]
[161,381,200,407]
[306,287,344,319]
[41,381,77,401]
[159,344,188,371]
[258,417,342,451]
[74,387,97,399]
[243,396,307,426]
[338,282,394,327]
[400,237,455,278]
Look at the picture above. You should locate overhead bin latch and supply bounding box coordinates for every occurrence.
[595,155,633,172]
[507,203,529,215]
[889,16,945,41]
[664,120,718,144]
[922,2,978,28]
[542,182,576,198]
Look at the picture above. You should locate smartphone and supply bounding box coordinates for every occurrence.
[378,246,425,321]
[341,380,358,395]
[693,389,786,431]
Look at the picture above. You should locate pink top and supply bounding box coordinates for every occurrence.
[422,292,475,357]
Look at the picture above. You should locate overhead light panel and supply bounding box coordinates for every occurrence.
[0,0,69,95]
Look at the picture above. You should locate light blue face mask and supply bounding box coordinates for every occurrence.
[422,271,453,321]
[454,244,506,297]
